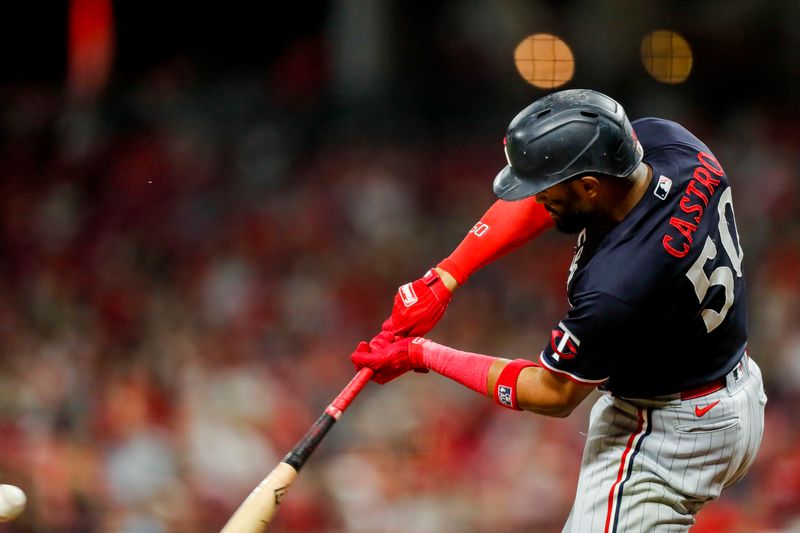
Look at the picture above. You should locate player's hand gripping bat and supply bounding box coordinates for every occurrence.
[220,367,374,533]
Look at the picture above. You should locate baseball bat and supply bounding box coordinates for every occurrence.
[220,367,374,533]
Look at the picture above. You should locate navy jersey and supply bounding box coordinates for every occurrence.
[539,118,747,398]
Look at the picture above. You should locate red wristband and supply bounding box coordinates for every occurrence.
[494,359,538,410]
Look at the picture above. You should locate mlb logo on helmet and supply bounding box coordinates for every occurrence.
[498,385,514,407]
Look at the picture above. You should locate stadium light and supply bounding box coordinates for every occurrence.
[513,33,574,89]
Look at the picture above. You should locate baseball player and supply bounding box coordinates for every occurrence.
[351,89,767,531]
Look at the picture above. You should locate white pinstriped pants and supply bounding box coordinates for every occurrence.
[563,356,766,532]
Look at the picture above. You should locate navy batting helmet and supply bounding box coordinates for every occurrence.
[493,89,643,200]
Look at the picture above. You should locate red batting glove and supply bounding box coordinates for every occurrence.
[384,268,452,338]
[368,318,396,353]
[350,337,427,385]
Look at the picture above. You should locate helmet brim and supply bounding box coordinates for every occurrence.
[493,165,545,201]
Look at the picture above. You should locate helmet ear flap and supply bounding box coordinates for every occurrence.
[613,138,627,160]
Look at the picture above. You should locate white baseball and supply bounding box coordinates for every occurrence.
[0,484,26,522]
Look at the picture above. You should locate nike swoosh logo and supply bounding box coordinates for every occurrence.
[695,400,721,417]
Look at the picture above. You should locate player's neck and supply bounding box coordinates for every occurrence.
[608,163,652,224]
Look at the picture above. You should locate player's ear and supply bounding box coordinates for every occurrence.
[571,176,600,199]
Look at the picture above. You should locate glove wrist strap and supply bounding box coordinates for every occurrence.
[408,337,427,369]
[422,268,452,301]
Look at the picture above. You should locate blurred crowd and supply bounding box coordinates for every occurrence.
[0,64,799,533]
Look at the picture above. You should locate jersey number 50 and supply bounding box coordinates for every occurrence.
[685,187,744,333]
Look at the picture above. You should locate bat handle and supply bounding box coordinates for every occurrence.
[282,367,374,471]
[326,367,374,420]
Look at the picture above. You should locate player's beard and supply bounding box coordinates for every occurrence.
[552,209,594,234]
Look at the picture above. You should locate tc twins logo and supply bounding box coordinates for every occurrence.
[549,322,580,361]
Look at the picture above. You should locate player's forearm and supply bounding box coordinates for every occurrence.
[414,340,590,417]
[380,199,550,340]
[436,198,553,285]
[487,360,589,417]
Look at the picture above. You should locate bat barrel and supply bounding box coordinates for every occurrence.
[220,368,373,532]
[219,461,298,533]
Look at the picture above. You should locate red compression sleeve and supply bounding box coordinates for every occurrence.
[437,197,554,285]
[414,340,496,395]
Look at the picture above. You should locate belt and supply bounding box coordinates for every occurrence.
[679,377,727,400]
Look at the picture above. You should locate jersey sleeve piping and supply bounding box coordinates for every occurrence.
[538,351,609,385]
